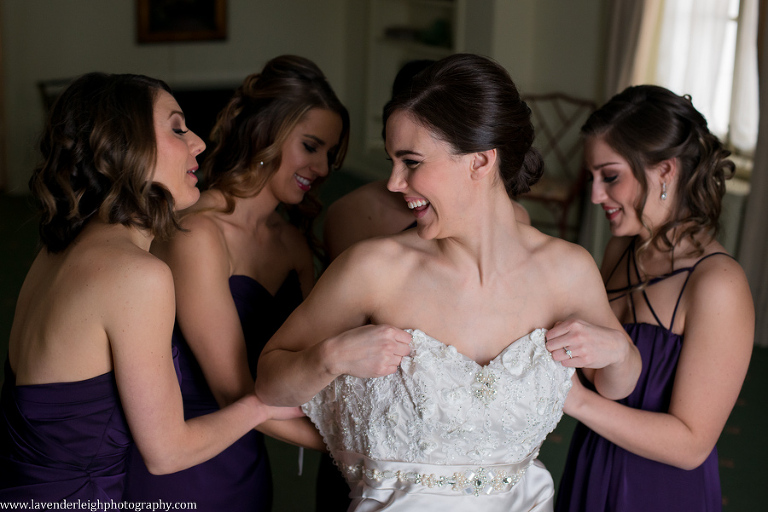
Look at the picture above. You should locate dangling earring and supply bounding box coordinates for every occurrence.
[660,182,667,201]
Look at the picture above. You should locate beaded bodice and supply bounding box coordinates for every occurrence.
[303,328,572,497]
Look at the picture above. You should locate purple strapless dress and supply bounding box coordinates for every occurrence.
[123,272,302,511]
[556,242,726,512]
[0,346,180,502]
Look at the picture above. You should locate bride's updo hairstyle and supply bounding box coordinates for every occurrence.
[582,85,735,260]
[383,53,542,197]
[30,72,179,253]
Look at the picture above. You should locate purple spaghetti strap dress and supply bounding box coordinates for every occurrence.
[0,347,180,502]
[123,271,302,511]
[556,241,729,512]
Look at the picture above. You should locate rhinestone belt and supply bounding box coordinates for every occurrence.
[340,456,536,497]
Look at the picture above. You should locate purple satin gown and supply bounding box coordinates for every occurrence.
[556,243,727,512]
[0,347,180,502]
[123,272,302,511]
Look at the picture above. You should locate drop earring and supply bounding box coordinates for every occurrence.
[661,182,667,201]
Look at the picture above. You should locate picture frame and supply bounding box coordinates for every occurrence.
[136,0,227,43]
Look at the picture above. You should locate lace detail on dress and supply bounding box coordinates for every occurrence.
[303,328,573,478]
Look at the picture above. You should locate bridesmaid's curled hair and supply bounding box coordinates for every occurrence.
[200,55,350,264]
[30,72,180,253]
[582,85,735,258]
[201,54,350,212]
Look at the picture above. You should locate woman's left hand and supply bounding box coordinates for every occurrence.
[545,318,630,369]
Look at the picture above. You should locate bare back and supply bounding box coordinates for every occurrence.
[9,221,163,385]
[601,235,741,335]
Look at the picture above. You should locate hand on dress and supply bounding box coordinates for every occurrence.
[327,324,412,379]
[545,318,630,369]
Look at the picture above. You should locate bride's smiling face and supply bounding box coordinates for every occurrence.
[385,111,472,240]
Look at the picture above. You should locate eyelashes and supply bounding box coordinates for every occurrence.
[585,173,617,184]
[385,159,420,171]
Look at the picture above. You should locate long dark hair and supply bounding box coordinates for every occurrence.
[30,72,179,253]
[582,85,734,266]
[383,53,542,198]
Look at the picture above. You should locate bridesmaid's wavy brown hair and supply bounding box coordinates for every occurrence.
[30,72,181,253]
[200,55,350,263]
[582,85,734,273]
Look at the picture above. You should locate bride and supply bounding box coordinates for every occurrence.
[255,53,641,511]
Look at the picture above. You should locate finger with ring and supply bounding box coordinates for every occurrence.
[563,347,573,359]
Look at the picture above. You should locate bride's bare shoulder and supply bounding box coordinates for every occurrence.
[339,229,428,263]
[520,226,592,262]
[323,230,427,285]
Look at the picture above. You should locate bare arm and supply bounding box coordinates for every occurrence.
[158,215,254,408]
[108,258,277,475]
[323,188,377,262]
[252,224,324,449]
[545,244,642,399]
[563,256,754,468]
[257,417,326,451]
[324,180,417,261]
[157,215,323,450]
[255,240,413,406]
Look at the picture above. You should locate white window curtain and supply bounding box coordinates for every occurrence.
[583,0,760,258]
[646,0,766,347]
[731,0,759,153]
[585,1,766,347]
[641,0,758,153]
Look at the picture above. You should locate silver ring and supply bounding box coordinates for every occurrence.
[564,347,573,359]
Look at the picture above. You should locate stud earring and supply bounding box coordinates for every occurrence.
[661,182,667,201]
[260,161,264,166]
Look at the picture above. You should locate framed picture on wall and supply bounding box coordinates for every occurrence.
[136,0,227,43]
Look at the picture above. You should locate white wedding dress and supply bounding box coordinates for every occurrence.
[302,328,573,511]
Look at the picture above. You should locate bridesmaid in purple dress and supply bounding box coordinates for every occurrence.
[555,85,754,511]
[0,73,303,502]
[124,55,348,510]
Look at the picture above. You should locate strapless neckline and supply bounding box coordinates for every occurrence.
[229,274,271,296]
[4,347,114,388]
[229,270,299,300]
[6,344,181,390]
[408,328,547,369]
[303,326,572,510]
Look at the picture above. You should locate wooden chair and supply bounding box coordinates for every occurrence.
[519,93,597,241]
